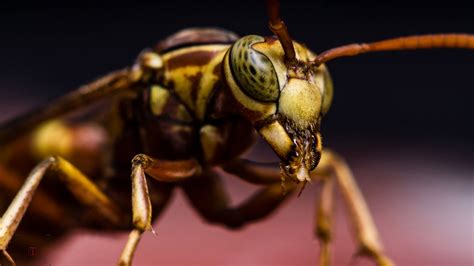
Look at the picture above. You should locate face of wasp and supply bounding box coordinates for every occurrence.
[223,35,333,183]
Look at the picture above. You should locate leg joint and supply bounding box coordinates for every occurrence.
[40,155,72,175]
[315,225,332,242]
[131,154,152,168]
[30,156,59,174]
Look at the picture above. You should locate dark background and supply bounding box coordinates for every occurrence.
[0,0,473,145]
[0,1,473,265]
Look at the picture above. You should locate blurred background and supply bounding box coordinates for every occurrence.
[0,0,473,265]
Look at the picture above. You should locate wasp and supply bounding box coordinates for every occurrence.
[0,0,472,265]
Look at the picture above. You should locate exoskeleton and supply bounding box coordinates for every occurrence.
[0,1,472,265]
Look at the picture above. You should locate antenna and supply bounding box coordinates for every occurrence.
[266,0,296,64]
[312,33,474,66]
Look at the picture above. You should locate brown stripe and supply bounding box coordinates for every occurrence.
[189,72,203,104]
[166,50,220,71]
[253,114,279,130]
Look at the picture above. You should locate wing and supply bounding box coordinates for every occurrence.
[0,68,141,143]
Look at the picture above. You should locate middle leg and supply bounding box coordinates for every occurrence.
[182,168,297,229]
[0,156,124,265]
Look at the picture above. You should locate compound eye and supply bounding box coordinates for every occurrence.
[230,35,280,102]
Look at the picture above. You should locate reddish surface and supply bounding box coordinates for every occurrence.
[22,144,473,266]
[1,93,472,266]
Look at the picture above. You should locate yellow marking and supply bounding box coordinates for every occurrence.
[161,44,231,61]
[176,104,193,122]
[162,44,231,118]
[149,83,194,121]
[199,125,223,163]
[258,121,293,159]
[223,51,277,121]
[32,120,73,159]
[150,85,170,116]
[165,66,201,110]
[196,50,227,120]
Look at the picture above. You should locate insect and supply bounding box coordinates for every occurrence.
[0,1,472,265]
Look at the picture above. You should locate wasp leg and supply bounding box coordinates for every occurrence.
[0,156,123,266]
[182,169,296,229]
[0,165,67,225]
[222,159,282,184]
[315,149,394,266]
[314,175,335,266]
[0,249,15,266]
[118,154,201,266]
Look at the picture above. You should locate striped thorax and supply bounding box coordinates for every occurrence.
[143,29,334,184]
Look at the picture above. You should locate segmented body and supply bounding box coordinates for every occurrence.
[0,28,255,262]
[0,25,334,264]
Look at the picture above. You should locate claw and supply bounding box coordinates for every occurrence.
[151,226,157,236]
[355,246,395,266]
[297,180,307,198]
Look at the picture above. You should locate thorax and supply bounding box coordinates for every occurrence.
[136,44,255,165]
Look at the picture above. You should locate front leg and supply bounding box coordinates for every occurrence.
[225,154,394,266]
[222,158,282,184]
[118,154,201,266]
[315,149,394,266]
